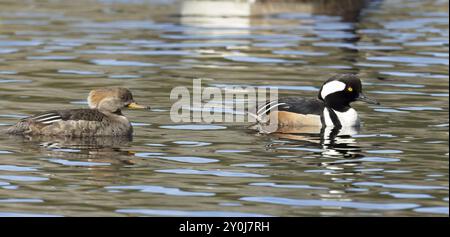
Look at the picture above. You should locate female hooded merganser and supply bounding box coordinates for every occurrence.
[6,87,149,137]
[252,74,379,133]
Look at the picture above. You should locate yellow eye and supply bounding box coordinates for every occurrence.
[347,87,353,92]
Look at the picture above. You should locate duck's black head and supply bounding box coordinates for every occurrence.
[318,74,379,112]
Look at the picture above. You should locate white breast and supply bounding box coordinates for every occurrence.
[323,108,360,127]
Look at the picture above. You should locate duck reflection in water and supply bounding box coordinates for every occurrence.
[264,126,363,161]
[8,134,134,158]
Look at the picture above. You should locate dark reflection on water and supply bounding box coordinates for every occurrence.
[4,134,136,166]
[8,134,132,150]
[265,126,363,159]
[0,0,448,216]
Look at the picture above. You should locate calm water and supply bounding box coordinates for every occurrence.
[0,0,448,217]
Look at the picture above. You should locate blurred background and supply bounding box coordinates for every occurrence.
[0,0,448,217]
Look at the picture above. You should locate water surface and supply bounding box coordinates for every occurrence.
[0,0,448,216]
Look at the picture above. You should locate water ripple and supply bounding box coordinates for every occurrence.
[381,192,434,199]
[27,55,77,60]
[367,56,449,66]
[0,175,48,182]
[273,50,329,56]
[90,59,157,67]
[143,156,219,164]
[47,158,111,167]
[0,212,62,217]
[0,198,43,203]
[249,182,328,190]
[223,55,292,64]
[80,49,195,56]
[58,69,104,75]
[156,169,268,178]
[366,150,403,154]
[105,185,215,196]
[241,196,419,210]
[116,209,271,217]
[380,71,448,79]
[353,182,448,190]
[0,165,38,172]
[160,124,227,130]
[414,206,449,215]
[173,141,212,147]
[0,40,42,46]
[0,48,19,54]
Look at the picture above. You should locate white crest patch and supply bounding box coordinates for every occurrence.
[320,80,346,99]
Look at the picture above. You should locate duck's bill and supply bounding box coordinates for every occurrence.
[127,102,150,109]
[357,94,380,105]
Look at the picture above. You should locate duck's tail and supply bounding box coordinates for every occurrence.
[3,121,29,135]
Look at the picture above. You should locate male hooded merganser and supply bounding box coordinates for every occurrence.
[6,87,149,137]
[252,74,379,133]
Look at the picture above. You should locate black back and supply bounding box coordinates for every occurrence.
[277,97,325,115]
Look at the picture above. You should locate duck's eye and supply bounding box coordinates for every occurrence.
[347,87,353,92]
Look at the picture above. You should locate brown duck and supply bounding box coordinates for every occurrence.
[6,87,148,137]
